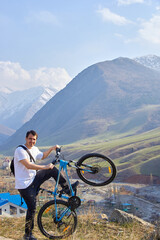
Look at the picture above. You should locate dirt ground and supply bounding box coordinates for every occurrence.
[75,181,160,223]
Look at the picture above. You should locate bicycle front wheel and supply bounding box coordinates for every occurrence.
[37,200,77,239]
[76,153,116,186]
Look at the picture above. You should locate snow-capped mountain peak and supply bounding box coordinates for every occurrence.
[0,86,58,130]
[134,55,160,72]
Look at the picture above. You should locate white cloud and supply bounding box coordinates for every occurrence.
[139,14,160,44]
[25,10,59,25]
[0,62,71,92]
[30,67,71,90]
[117,0,144,5]
[0,62,30,91]
[97,7,132,25]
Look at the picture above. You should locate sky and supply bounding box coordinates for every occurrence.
[0,0,160,91]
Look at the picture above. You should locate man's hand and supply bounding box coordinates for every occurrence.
[46,163,54,169]
[52,145,60,151]
[42,144,60,160]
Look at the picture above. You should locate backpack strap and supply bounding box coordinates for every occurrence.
[17,145,36,163]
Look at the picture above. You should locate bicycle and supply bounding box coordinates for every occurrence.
[37,148,117,239]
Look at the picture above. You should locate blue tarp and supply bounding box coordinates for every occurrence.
[0,199,8,206]
[0,192,27,209]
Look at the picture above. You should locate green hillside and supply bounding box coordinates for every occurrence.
[51,127,160,181]
[0,126,160,182]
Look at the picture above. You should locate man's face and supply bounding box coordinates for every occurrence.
[25,133,37,148]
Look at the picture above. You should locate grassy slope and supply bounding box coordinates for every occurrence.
[0,214,154,240]
[50,127,160,179]
[1,126,160,179]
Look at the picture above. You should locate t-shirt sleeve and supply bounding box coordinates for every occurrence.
[36,151,43,160]
[14,146,43,162]
[34,146,43,160]
[14,148,28,162]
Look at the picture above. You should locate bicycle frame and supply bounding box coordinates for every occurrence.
[39,154,108,224]
[47,159,80,223]
[40,156,105,199]
[54,159,76,200]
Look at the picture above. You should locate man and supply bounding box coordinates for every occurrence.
[14,130,78,240]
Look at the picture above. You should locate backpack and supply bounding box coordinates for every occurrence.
[10,145,35,176]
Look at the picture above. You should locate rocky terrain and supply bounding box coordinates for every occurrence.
[75,181,160,224]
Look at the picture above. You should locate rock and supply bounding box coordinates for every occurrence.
[100,213,108,221]
[109,209,154,227]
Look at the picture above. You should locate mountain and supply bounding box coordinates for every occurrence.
[0,124,15,145]
[134,55,160,72]
[1,57,160,152]
[0,86,58,130]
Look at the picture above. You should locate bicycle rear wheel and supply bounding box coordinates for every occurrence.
[37,200,77,239]
[76,153,116,186]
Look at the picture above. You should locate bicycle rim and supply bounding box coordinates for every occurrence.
[76,153,116,186]
[37,200,77,239]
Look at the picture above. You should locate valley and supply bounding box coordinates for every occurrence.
[1,124,160,185]
[0,169,160,225]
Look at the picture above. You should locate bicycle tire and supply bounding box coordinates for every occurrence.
[37,199,77,239]
[76,153,116,186]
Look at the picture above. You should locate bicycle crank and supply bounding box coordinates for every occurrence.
[68,196,81,210]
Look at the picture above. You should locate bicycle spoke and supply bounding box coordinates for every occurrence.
[38,200,77,239]
[76,153,116,186]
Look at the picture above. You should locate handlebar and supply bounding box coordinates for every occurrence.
[52,159,58,164]
[51,147,76,167]
[56,147,61,155]
[51,147,61,164]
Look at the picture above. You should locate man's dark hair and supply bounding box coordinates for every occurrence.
[26,130,38,139]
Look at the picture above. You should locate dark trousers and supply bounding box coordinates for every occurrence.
[18,167,66,235]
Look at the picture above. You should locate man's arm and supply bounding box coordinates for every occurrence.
[41,145,59,160]
[20,159,54,170]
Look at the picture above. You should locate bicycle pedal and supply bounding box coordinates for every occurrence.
[72,180,79,191]
[60,181,79,196]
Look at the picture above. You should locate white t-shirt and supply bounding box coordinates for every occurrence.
[14,145,43,189]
